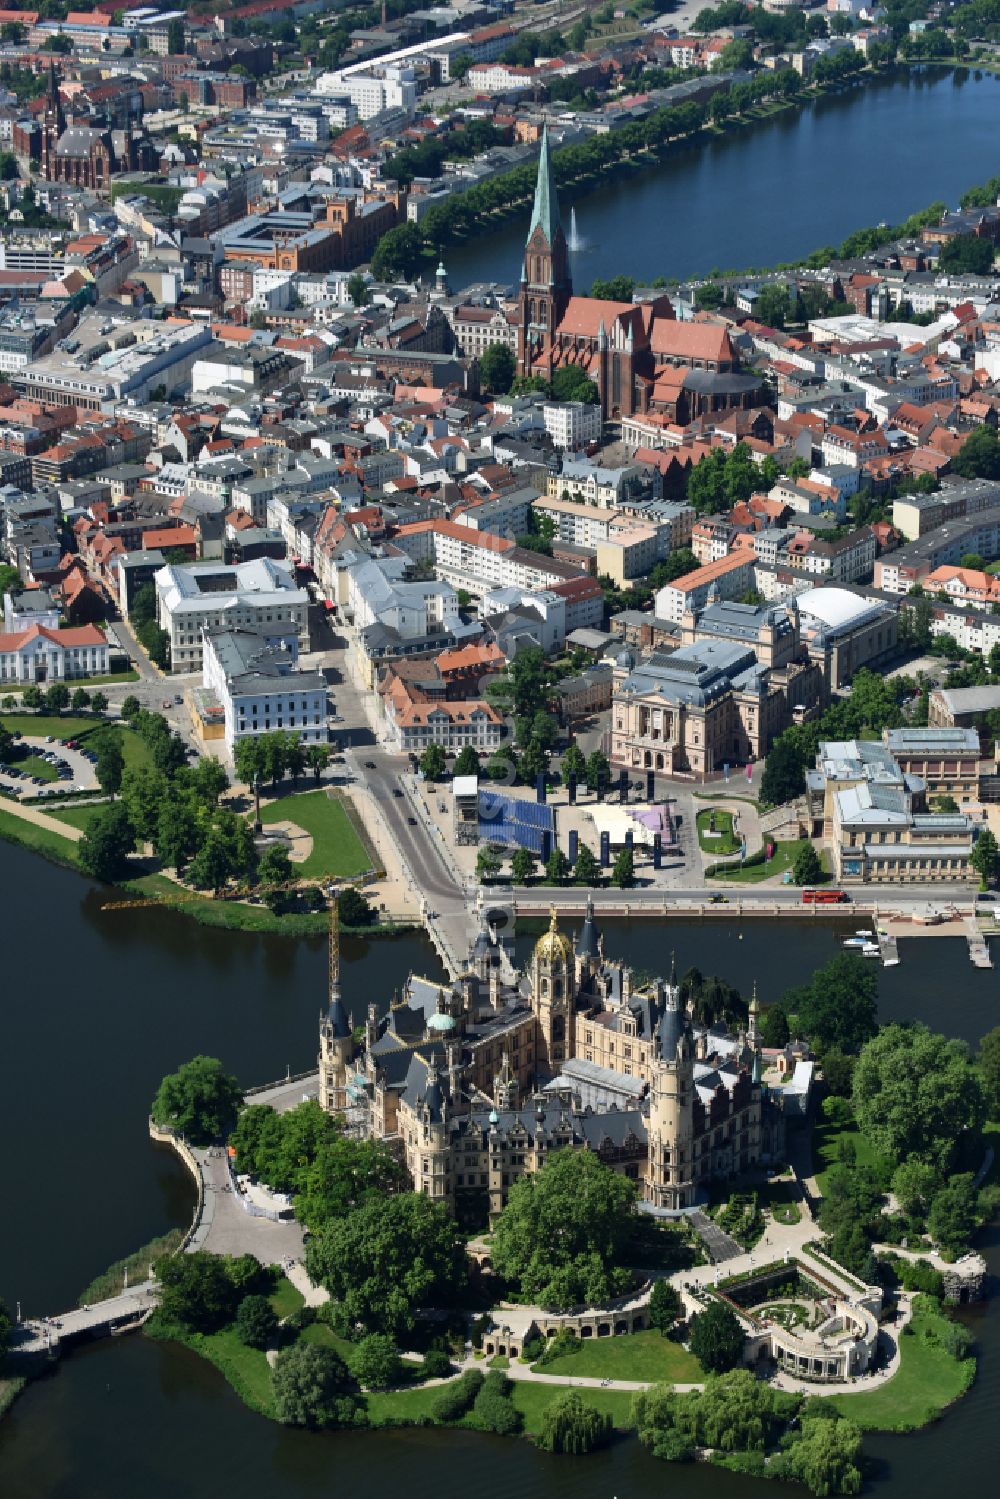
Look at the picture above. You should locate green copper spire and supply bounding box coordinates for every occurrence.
[528,124,561,244]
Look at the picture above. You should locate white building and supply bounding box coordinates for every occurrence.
[317,64,417,120]
[155,557,309,674]
[543,401,603,451]
[202,627,326,755]
[345,556,459,638]
[0,623,109,683]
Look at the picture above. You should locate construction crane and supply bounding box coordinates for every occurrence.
[328,891,340,1003]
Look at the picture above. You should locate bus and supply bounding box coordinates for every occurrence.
[802,888,849,904]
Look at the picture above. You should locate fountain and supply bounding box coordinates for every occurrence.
[568,207,584,253]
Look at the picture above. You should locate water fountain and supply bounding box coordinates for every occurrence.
[568,206,584,253]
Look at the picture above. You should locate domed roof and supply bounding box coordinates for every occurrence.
[534,907,572,965]
[427,1011,456,1033]
[795,586,883,633]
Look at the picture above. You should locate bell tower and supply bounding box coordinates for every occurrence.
[532,906,574,1077]
[518,125,572,377]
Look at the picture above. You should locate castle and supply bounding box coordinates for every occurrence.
[319,904,784,1222]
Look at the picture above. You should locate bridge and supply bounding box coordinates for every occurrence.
[11,1282,158,1364]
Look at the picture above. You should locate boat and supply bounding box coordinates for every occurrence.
[854,929,871,938]
[861,942,880,958]
[843,937,868,948]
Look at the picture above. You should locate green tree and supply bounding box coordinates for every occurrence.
[166,17,185,53]
[511,846,536,885]
[187,829,235,894]
[235,1293,278,1349]
[476,843,502,881]
[453,744,480,778]
[352,1332,402,1390]
[537,1390,613,1454]
[93,731,124,797]
[154,1251,239,1332]
[649,1278,682,1334]
[151,1055,243,1144]
[44,682,70,714]
[545,845,570,886]
[154,791,200,873]
[585,748,610,793]
[939,234,995,275]
[272,1343,358,1429]
[491,1149,636,1310]
[550,365,599,405]
[611,846,635,888]
[78,803,135,881]
[688,1300,745,1374]
[71,687,91,711]
[21,684,43,710]
[760,1004,790,1048]
[479,342,516,394]
[574,843,601,886]
[927,1174,981,1255]
[471,1369,522,1434]
[978,1025,1000,1118]
[295,1136,406,1231]
[783,953,878,1054]
[258,843,293,886]
[306,743,330,783]
[761,734,807,805]
[561,740,586,786]
[793,842,824,886]
[371,222,425,282]
[520,737,550,783]
[778,1415,863,1497]
[119,767,169,842]
[120,694,141,721]
[304,1193,467,1337]
[233,735,267,791]
[971,828,999,889]
[852,1023,985,1171]
[346,271,367,307]
[890,1160,941,1220]
[420,742,447,783]
[94,692,110,714]
[953,425,1000,481]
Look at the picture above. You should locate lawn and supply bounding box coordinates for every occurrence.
[705,838,829,885]
[260,790,374,879]
[364,1372,636,1434]
[825,1300,975,1431]
[0,804,80,866]
[0,715,154,772]
[534,1329,701,1384]
[813,1114,881,1197]
[269,1276,305,1321]
[696,807,742,855]
[17,750,60,782]
[47,803,106,831]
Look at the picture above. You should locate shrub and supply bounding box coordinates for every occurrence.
[421,1347,454,1379]
[352,1333,402,1390]
[432,1367,483,1422]
[272,1343,360,1430]
[471,1381,523,1435]
[521,1335,544,1361]
[235,1294,278,1350]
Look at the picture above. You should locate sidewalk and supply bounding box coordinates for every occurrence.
[0,794,85,842]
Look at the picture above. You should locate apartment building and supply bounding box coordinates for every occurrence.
[655,552,755,623]
[202,626,326,755]
[154,557,308,673]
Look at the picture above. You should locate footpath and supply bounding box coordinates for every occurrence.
[0,795,84,842]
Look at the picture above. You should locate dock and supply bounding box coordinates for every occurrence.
[875,927,899,966]
[965,917,993,968]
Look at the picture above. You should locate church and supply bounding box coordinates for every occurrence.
[319,903,785,1224]
[514,128,763,423]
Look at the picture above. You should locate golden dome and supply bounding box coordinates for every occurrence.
[534,906,573,965]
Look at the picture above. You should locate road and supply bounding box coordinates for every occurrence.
[506,885,980,913]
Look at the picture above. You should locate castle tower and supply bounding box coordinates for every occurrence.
[747,980,761,1052]
[646,967,695,1209]
[532,906,574,1076]
[574,894,601,989]
[493,1051,518,1112]
[517,125,572,376]
[318,901,352,1113]
[416,1058,450,1203]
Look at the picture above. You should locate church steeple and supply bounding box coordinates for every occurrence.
[528,123,561,246]
[517,124,572,376]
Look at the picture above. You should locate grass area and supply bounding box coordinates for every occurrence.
[365,1380,450,1427]
[773,1202,802,1225]
[0,714,154,773]
[813,1114,881,1197]
[510,1381,634,1435]
[17,750,60,782]
[696,807,742,854]
[269,1277,305,1321]
[298,1321,356,1362]
[706,837,828,885]
[144,1316,277,1419]
[825,1299,976,1431]
[77,1229,183,1306]
[534,1329,701,1384]
[0,803,81,865]
[47,803,106,831]
[260,790,373,879]
[0,670,139,692]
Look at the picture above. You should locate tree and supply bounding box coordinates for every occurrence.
[479,342,516,394]
[688,1300,745,1374]
[649,1278,682,1334]
[761,734,807,806]
[520,737,549,784]
[120,695,141,722]
[21,684,43,710]
[793,842,823,886]
[760,1004,790,1048]
[44,682,70,714]
[927,1174,980,1255]
[233,735,267,792]
[420,743,447,783]
[352,1333,402,1390]
[154,1251,239,1332]
[346,271,367,308]
[304,1193,467,1337]
[585,748,610,793]
[611,846,635,888]
[476,844,502,881]
[154,792,200,873]
[852,1023,985,1171]
[537,1390,613,1454]
[778,1415,863,1498]
[471,1369,522,1434]
[978,1025,1000,1118]
[561,740,586,787]
[511,846,536,885]
[151,1055,243,1144]
[235,1293,278,1350]
[939,233,995,276]
[272,1343,358,1429]
[545,846,570,886]
[574,843,601,886]
[782,953,878,1055]
[890,1160,941,1220]
[167,17,185,54]
[452,744,480,778]
[187,830,235,894]
[491,1149,636,1310]
[550,364,599,405]
[953,425,1000,481]
[371,222,425,282]
[71,687,91,711]
[338,886,374,928]
[971,828,999,889]
[258,843,293,887]
[78,803,136,881]
[93,731,124,797]
[306,744,330,783]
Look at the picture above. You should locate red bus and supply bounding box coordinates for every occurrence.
[802,888,849,904]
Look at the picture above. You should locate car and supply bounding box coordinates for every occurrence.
[709,894,729,904]
[407,815,417,825]
[976,892,996,902]
[45,735,54,743]
[174,695,183,704]
[365,759,376,769]
[392,788,403,798]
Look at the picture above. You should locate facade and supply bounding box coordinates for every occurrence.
[320,906,779,1218]
[655,552,755,623]
[154,557,309,673]
[0,622,108,682]
[202,626,326,754]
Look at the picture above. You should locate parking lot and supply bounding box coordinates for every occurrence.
[0,733,99,800]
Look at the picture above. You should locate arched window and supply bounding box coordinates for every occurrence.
[553,979,563,999]
[541,978,549,997]
[528,299,535,325]
[539,303,547,327]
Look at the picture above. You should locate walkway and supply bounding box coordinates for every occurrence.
[689,1209,744,1264]
[13,1282,158,1358]
[0,792,85,841]
[187,1145,306,1263]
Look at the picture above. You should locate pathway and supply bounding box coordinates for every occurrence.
[187,1145,306,1263]
[13,1282,158,1358]
[0,792,85,841]
[689,1209,744,1264]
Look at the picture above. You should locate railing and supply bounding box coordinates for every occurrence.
[148,1119,204,1253]
[243,1069,319,1098]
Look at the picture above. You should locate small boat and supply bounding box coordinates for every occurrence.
[843,937,867,948]
[854,929,871,938]
[861,942,880,958]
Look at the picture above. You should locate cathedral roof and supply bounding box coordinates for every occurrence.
[528,123,561,246]
[534,906,573,965]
